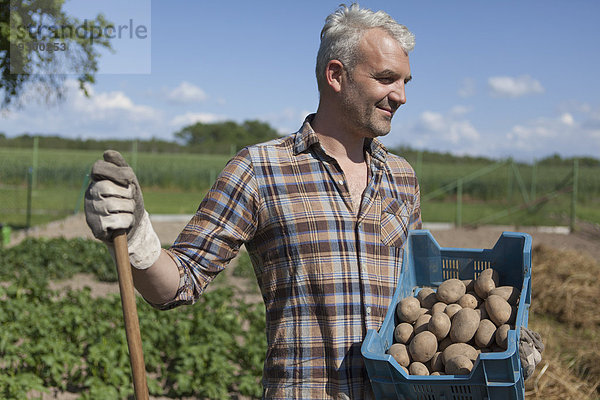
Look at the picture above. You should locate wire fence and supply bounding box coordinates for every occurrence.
[1,144,598,236]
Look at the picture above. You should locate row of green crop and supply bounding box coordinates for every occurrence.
[0,238,266,399]
[2,148,598,200]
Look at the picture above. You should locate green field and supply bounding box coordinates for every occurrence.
[1,147,598,228]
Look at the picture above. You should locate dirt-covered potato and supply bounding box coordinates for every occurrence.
[438,337,453,352]
[474,319,497,348]
[445,355,473,375]
[444,303,462,320]
[489,286,520,305]
[417,287,437,309]
[485,294,512,326]
[474,268,499,299]
[409,361,430,375]
[394,322,414,344]
[495,324,510,349]
[449,308,480,343]
[432,301,447,315]
[457,293,478,309]
[396,297,421,323]
[414,314,432,334]
[429,351,444,373]
[428,312,451,341]
[436,279,466,304]
[409,331,438,363]
[387,343,411,367]
[442,343,478,365]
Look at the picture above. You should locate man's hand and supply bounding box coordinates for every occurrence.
[520,327,544,380]
[84,150,161,269]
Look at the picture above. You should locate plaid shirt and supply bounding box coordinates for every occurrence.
[162,115,421,399]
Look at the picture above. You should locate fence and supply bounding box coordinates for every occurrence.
[1,144,598,233]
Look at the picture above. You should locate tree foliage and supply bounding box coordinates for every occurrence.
[0,0,112,108]
[174,119,281,154]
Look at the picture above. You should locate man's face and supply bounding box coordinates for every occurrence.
[339,28,412,138]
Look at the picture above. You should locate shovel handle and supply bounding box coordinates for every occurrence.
[113,230,150,400]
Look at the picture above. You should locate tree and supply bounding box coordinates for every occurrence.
[174,120,281,154]
[0,0,112,108]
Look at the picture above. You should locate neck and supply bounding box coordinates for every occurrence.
[312,104,366,164]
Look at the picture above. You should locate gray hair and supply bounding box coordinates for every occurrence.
[316,3,415,91]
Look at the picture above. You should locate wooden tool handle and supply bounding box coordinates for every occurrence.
[113,230,150,400]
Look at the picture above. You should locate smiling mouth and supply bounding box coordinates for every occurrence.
[377,106,394,117]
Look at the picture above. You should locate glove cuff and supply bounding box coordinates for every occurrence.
[127,210,162,269]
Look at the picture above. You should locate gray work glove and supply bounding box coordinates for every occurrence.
[84,150,161,269]
[519,327,544,380]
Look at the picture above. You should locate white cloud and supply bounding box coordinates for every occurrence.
[169,112,226,127]
[166,81,208,104]
[502,112,600,160]
[0,79,164,139]
[488,75,544,98]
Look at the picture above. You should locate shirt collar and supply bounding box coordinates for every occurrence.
[293,113,388,163]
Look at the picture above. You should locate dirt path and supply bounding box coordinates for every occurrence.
[11,213,600,259]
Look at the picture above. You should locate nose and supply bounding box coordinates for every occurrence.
[388,81,406,108]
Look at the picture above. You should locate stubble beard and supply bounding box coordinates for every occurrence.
[340,83,393,139]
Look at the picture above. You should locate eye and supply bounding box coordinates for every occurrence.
[376,77,395,84]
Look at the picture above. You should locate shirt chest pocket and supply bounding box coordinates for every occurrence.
[380,197,411,247]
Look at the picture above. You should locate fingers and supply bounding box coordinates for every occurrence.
[89,180,133,199]
[91,159,137,186]
[100,213,135,232]
[103,149,129,167]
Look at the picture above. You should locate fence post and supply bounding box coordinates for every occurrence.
[26,167,33,230]
[506,158,513,203]
[32,136,39,189]
[570,159,579,232]
[530,160,537,200]
[456,178,463,228]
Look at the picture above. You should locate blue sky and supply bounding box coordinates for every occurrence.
[2,0,599,162]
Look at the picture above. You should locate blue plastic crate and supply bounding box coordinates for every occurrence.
[361,230,532,400]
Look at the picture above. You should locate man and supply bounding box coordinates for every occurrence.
[85,4,540,399]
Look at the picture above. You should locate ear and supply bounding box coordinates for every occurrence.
[324,60,345,93]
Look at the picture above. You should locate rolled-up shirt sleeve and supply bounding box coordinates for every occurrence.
[153,148,259,310]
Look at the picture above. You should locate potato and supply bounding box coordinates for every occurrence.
[449,308,479,343]
[436,279,466,304]
[387,343,410,367]
[431,371,441,376]
[409,331,438,363]
[417,287,438,309]
[396,297,421,323]
[485,294,512,326]
[457,293,478,309]
[394,322,414,344]
[429,351,444,373]
[409,361,430,375]
[414,314,432,334]
[442,343,478,364]
[445,355,473,375]
[438,337,453,352]
[428,312,451,341]
[474,268,499,299]
[475,304,489,321]
[489,286,520,305]
[474,319,497,348]
[418,307,430,317]
[444,303,462,320]
[432,301,447,315]
[495,324,510,349]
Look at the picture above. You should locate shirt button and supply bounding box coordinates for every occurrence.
[366,307,372,315]
[338,179,344,185]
